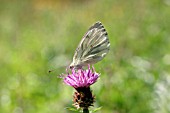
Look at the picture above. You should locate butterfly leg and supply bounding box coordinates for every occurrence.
[88,64,91,70]
[87,64,95,72]
[92,65,96,72]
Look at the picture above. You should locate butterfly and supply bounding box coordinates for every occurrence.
[69,21,110,69]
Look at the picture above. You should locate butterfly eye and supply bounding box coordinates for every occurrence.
[69,66,74,69]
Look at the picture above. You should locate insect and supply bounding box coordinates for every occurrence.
[69,21,110,69]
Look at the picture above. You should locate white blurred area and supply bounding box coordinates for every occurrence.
[152,72,170,113]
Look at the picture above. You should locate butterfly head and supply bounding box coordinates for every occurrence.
[69,62,82,69]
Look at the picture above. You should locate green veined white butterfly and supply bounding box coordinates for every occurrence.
[69,21,110,69]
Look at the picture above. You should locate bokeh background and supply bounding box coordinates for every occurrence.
[1,0,170,113]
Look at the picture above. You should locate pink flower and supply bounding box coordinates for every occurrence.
[64,66,99,89]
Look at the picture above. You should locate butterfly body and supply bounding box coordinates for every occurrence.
[70,21,110,69]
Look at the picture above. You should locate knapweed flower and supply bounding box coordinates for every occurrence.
[63,65,99,110]
[64,66,99,88]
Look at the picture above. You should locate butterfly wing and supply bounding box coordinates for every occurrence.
[70,21,110,68]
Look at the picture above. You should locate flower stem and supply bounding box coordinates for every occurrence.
[83,108,89,113]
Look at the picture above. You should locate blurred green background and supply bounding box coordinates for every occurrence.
[1,0,170,113]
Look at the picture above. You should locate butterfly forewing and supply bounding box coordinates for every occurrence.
[70,21,110,68]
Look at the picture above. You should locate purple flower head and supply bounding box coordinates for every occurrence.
[64,65,99,89]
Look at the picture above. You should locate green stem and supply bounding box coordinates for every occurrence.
[83,108,89,113]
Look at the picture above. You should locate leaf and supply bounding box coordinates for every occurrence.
[91,107,102,112]
[65,107,79,112]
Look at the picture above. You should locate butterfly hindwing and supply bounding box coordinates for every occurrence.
[71,21,110,68]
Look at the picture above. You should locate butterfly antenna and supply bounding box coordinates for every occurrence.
[48,68,59,73]
[48,68,61,76]
[59,66,70,79]
[59,73,65,78]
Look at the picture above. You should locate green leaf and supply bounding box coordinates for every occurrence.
[91,107,102,112]
[65,107,79,112]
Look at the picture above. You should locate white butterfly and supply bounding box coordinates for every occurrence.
[69,21,110,69]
